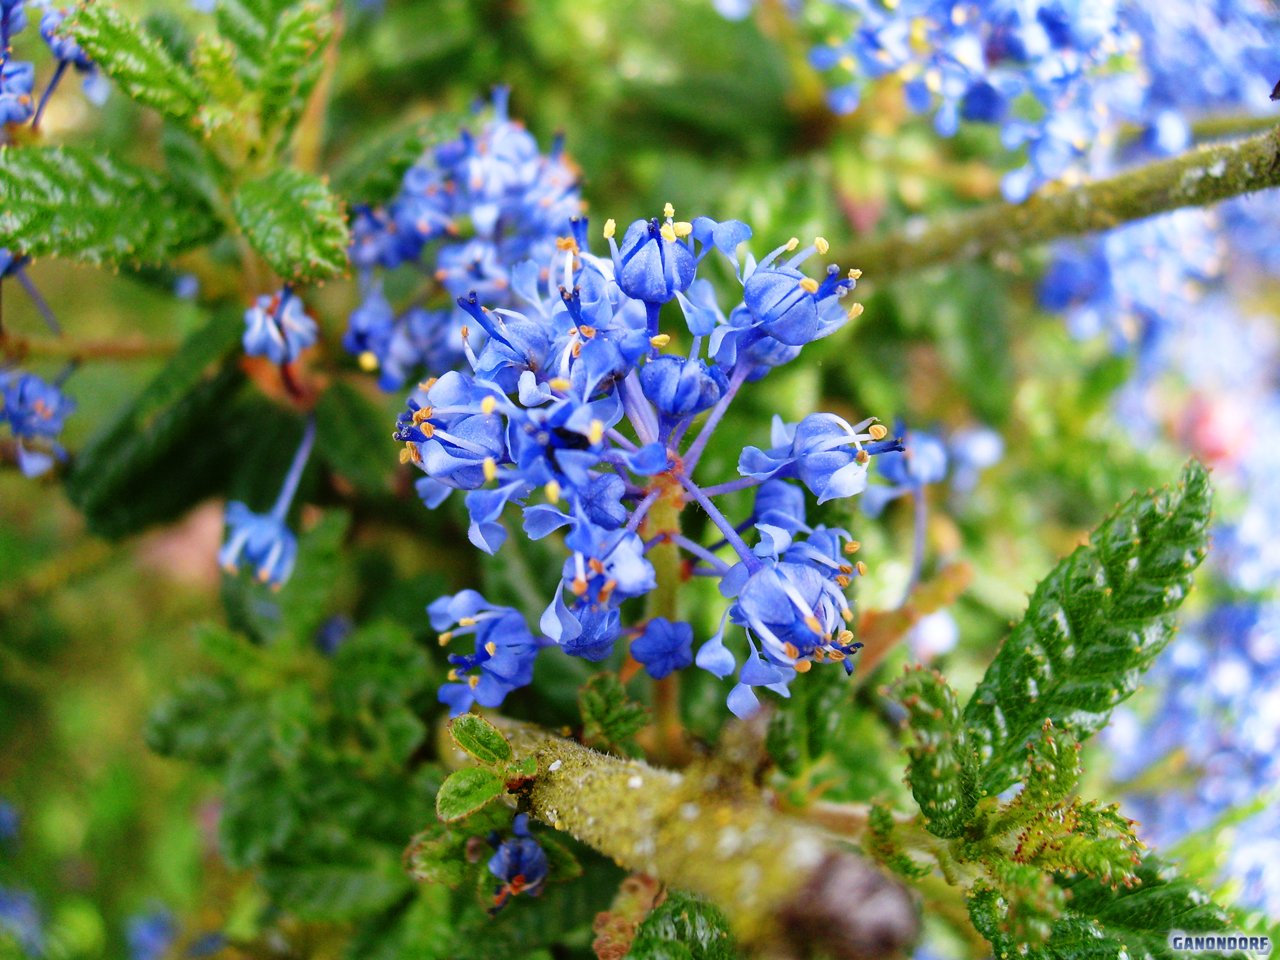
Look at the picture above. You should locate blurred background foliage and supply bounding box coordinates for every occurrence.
[1,0,1257,957]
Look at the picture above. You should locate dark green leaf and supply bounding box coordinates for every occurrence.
[448,715,513,766]
[259,3,333,144]
[64,3,204,121]
[964,462,1212,795]
[404,827,470,888]
[315,380,395,495]
[233,168,349,282]
[890,665,978,838]
[274,511,351,646]
[220,731,301,867]
[628,891,737,960]
[0,146,218,266]
[331,620,432,718]
[263,857,409,920]
[144,675,255,765]
[577,673,648,756]
[65,310,244,537]
[435,768,504,822]
[331,114,461,204]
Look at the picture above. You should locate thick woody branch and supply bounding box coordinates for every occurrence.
[445,718,920,960]
[847,125,1280,280]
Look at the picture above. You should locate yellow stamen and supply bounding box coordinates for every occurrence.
[399,447,414,465]
[786,236,800,251]
[799,277,820,294]
[855,449,869,464]
[603,218,616,239]
[549,377,572,391]
[447,669,459,681]
[848,302,865,320]
[838,629,855,645]
[783,642,800,659]
[649,334,671,348]
[468,675,480,689]
[804,614,824,635]
[794,659,812,673]
[844,540,861,555]
[358,351,379,371]
[571,576,588,596]
[663,202,675,219]
[481,395,497,415]
[555,236,579,252]
[485,641,497,655]
[483,457,498,482]
[459,617,477,627]
[659,223,677,243]
[848,268,863,280]
[588,419,605,445]
[836,575,850,587]
[829,649,847,662]
[588,558,605,574]
[814,237,829,254]
[420,377,437,391]
[855,561,868,576]
[578,324,596,338]
[868,423,888,440]
[545,480,562,504]
[438,632,453,646]
[673,221,693,238]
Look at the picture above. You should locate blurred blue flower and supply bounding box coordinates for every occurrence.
[631,617,694,680]
[127,909,177,960]
[0,369,76,477]
[242,289,318,365]
[486,814,548,911]
[0,887,43,956]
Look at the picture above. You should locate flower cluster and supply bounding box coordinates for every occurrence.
[1,0,104,136]
[345,88,582,390]
[803,0,1139,200]
[399,205,900,717]
[241,286,319,366]
[218,418,315,588]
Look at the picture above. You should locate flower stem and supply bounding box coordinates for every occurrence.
[845,123,1280,281]
[641,486,686,763]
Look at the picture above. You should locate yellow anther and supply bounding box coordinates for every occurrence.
[783,642,800,659]
[545,480,562,504]
[438,632,453,646]
[399,447,414,465]
[461,325,470,339]
[829,649,847,662]
[814,237,830,255]
[420,377,438,391]
[838,564,852,575]
[571,576,589,596]
[839,54,856,71]
[485,641,497,655]
[663,202,675,219]
[578,324,596,338]
[794,659,813,673]
[358,350,380,371]
[649,334,671,348]
[799,277,820,294]
[588,558,605,574]
[588,419,605,445]
[848,302,865,321]
[483,457,498,482]
[838,629,855,645]
[412,406,432,424]
[673,221,693,238]
[836,575,851,587]
[841,607,854,623]
[468,675,480,689]
[555,236,579,252]
[844,540,862,555]
[660,222,677,243]
[549,377,572,391]
[786,236,800,251]
[848,268,863,280]
[481,395,497,415]
[603,218,616,239]
[459,617,477,627]
[598,579,618,603]
[855,560,868,576]
[855,449,869,464]
[447,669,459,681]
[804,614,824,635]
[869,423,888,440]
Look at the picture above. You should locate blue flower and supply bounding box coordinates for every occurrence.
[0,369,75,477]
[0,886,44,957]
[218,419,315,588]
[0,60,35,126]
[242,289,318,364]
[638,354,727,423]
[741,239,856,347]
[126,910,177,960]
[862,425,948,517]
[631,617,693,680]
[608,210,697,306]
[40,8,93,68]
[487,814,549,911]
[740,413,899,503]
[430,590,544,715]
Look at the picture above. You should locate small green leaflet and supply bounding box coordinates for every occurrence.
[448,715,513,766]
[232,168,349,282]
[435,768,505,823]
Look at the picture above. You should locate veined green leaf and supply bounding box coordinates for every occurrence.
[215,0,295,83]
[435,768,504,823]
[331,114,462,204]
[628,891,737,960]
[64,3,204,122]
[448,715,513,766]
[0,146,218,266]
[964,462,1212,795]
[259,3,333,145]
[233,168,349,282]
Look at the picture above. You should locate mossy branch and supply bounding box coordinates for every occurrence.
[846,124,1280,280]
[441,717,920,960]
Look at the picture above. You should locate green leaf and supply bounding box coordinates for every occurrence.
[890,665,979,839]
[64,3,204,122]
[435,768,505,823]
[233,168,349,282]
[315,381,395,495]
[964,461,1212,795]
[65,310,245,537]
[145,676,255,764]
[214,0,294,83]
[220,730,301,867]
[577,673,648,756]
[259,3,333,144]
[331,114,462,204]
[628,891,737,960]
[274,511,351,646]
[0,146,218,266]
[448,715,513,766]
[263,858,409,920]
[190,33,250,137]
[331,621,432,718]
[970,855,1233,960]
